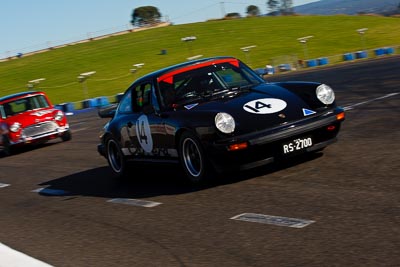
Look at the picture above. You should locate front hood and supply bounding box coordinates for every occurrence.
[183,83,315,135]
[5,109,58,127]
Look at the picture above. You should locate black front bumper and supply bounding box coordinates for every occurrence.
[206,108,344,172]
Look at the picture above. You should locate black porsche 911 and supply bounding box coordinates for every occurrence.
[98,56,345,183]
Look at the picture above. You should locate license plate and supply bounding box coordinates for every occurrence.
[282,137,313,154]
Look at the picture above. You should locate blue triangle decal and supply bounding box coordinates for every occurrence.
[184,103,199,110]
[302,108,316,116]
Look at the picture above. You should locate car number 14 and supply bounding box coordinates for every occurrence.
[283,137,313,154]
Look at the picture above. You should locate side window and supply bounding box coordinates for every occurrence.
[29,95,49,109]
[118,90,133,113]
[143,83,152,107]
[133,82,153,112]
[158,80,175,110]
[0,105,5,119]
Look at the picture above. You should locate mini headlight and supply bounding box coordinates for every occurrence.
[316,84,335,105]
[54,110,64,121]
[215,112,235,134]
[10,122,21,132]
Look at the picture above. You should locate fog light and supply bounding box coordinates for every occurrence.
[336,112,345,121]
[228,142,248,151]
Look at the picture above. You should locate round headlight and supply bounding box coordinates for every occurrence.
[10,122,21,132]
[55,110,64,121]
[316,84,335,105]
[215,112,235,134]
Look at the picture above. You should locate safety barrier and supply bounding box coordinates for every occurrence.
[54,45,398,113]
[55,103,75,113]
[355,51,368,59]
[306,59,318,67]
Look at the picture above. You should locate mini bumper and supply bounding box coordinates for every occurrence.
[10,124,70,145]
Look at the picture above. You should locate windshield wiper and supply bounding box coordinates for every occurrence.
[230,84,253,91]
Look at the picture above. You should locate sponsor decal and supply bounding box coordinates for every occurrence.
[302,108,316,116]
[31,110,52,116]
[184,103,199,110]
[135,114,153,153]
[243,98,287,114]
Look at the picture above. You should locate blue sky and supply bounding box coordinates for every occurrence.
[0,0,318,57]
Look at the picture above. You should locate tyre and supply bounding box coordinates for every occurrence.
[178,131,212,183]
[1,135,11,156]
[61,129,72,141]
[106,138,128,178]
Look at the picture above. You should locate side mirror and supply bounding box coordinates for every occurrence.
[98,104,117,118]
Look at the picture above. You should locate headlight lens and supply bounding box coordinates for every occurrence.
[54,110,64,121]
[316,84,335,105]
[10,122,21,132]
[215,112,235,134]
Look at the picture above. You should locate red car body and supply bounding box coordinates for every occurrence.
[0,91,71,155]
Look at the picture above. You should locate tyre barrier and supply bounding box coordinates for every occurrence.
[306,59,318,67]
[385,47,395,55]
[317,57,329,66]
[375,48,385,56]
[343,53,354,61]
[82,99,96,109]
[55,103,74,113]
[82,97,110,108]
[355,51,368,59]
[95,96,110,107]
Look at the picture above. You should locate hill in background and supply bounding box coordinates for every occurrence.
[1,15,399,104]
[295,0,400,15]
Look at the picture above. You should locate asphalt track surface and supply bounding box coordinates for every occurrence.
[1,55,399,267]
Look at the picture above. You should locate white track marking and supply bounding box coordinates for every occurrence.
[0,183,10,188]
[344,92,399,111]
[107,198,162,208]
[0,243,53,267]
[231,213,315,228]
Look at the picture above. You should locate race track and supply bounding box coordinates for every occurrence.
[1,55,399,267]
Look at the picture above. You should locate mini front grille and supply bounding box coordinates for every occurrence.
[22,121,58,138]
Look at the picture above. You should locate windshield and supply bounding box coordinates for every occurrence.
[1,95,50,117]
[158,60,263,108]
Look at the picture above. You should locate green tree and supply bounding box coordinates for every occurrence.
[266,0,293,15]
[225,12,241,19]
[267,0,279,12]
[131,6,162,26]
[246,5,261,16]
[280,0,294,15]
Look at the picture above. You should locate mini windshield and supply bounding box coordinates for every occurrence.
[1,95,50,117]
[158,60,264,108]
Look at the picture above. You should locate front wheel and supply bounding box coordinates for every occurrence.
[1,135,12,156]
[178,132,212,183]
[106,138,128,178]
[61,129,72,141]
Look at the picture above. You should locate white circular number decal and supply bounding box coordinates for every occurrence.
[243,98,287,114]
[135,115,153,153]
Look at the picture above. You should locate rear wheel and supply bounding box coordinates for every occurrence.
[106,138,128,178]
[179,131,212,183]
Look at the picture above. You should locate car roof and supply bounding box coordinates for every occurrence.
[134,56,238,84]
[0,91,44,103]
